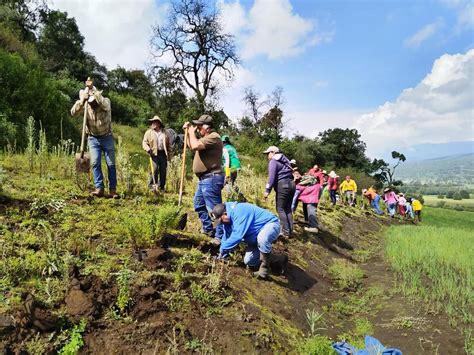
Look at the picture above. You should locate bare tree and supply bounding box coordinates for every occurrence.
[242,86,266,125]
[150,0,239,111]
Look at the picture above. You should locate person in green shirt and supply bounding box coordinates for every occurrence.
[221,135,241,184]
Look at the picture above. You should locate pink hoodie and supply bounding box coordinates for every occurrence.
[296,184,322,204]
[384,191,399,205]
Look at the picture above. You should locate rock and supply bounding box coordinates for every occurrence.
[65,289,96,320]
[139,287,157,298]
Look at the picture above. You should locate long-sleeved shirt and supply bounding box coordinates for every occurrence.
[220,202,279,254]
[340,179,357,193]
[142,128,170,157]
[265,153,293,193]
[384,191,399,205]
[328,177,339,190]
[70,90,112,137]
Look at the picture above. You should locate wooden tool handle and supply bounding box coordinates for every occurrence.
[80,101,88,155]
[178,127,188,207]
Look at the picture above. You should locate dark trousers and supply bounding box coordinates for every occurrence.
[415,210,422,221]
[303,203,319,228]
[149,151,167,189]
[329,189,337,205]
[276,179,296,237]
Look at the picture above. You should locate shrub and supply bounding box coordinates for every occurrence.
[437,194,445,199]
[453,192,462,201]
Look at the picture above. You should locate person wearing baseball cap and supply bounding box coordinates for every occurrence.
[183,114,224,240]
[70,76,118,199]
[263,145,295,238]
[211,202,287,279]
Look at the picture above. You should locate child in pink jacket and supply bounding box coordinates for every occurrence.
[296,183,321,233]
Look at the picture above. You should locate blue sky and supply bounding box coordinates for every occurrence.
[50,0,474,158]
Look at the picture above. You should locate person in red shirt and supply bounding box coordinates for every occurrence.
[327,171,339,206]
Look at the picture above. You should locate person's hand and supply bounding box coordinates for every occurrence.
[147,149,153,156]
[80,89,89,102]
[188,125,197,134]
[263,192,269,200]
[182,122,190,130]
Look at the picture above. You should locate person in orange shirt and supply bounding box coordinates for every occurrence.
[362,187,383,215]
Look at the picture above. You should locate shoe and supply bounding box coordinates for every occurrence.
[253,252,270,279]
[304,226,319,233]
[91,188,104,197]
[109,190,120,199]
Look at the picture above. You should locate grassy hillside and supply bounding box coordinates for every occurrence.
[396,153,474,185]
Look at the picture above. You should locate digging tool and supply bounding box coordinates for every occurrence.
[178,127,188,207]
[75,101,90,173]
[149,155,158,193]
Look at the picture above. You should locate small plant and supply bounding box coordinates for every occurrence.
[115,260,133,314]
[328,259,364,291]
[116,135,134,193]
[26,116,36,171]
[185,337,203,351]
[0,166,6,192]
[305,309,325,336]
[25,333,49,355]
[58,319,87,355]
[38,122,48,177]
[297,335,336,355]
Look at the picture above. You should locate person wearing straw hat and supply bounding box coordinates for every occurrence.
[71,77,118,198]
[142,115,170,191]
[327,171,339,206]
[383,187,399,217]
[183,114,224,239]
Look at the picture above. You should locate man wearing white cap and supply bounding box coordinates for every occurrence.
[71,77,118,198]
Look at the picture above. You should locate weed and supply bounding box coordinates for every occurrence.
[328,259,364,291]
[58,319,87,355]
[297,335,336,355]
[185,337,203,351]
[305,309,326,336]
[26,116,35,171]
[38,122,48,178]
[162,289,191,312]
[116,135,134,194]
[24,333,49,355]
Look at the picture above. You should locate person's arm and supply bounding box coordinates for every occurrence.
[142,131,151,153]
[265,160,278,196]
[219,214,253,254]
[182,123,206,151]
[70,89,88,116]
[93,91,111,111]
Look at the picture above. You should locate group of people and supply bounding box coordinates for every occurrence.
[71,78,422,281]
[365,188,423,221]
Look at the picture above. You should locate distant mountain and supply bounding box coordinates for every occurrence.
[389,141,474,161]
[396,153,474,185]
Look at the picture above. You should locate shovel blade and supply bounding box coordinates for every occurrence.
[75,152,90,173]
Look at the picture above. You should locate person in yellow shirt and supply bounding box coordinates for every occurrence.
[339,176,357,206]
[411,198,423,222]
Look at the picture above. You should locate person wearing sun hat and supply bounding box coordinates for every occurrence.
[397,192,407,217]
[383,187,399,217]
[182,114,224,240]
[142,115,170,191]
[71,77,118,198]
[327,171,339,206]
[263,146,295,238]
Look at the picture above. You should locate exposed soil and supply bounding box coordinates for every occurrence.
[0,206,466,354]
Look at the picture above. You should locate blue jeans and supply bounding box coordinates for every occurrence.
[88,134,117,190]
[329,190,337,205]
[193,175,225,238]
[303,203,319,228]
[243,221,280,267]
[371,195,384,215]
[387,203,397,217]
[291,189,301,212]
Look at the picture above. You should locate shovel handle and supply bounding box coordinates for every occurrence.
[178,127,188,207]
[80,101,88,153]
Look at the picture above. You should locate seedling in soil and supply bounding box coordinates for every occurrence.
[305,309,326,336]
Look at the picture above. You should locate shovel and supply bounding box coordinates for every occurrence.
[178,127,188,207]
[75,101,90,173]
[149,155,159,193]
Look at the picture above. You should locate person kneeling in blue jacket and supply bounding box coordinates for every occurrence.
[211,202,286,279]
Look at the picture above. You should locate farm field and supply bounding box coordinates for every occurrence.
[423,194,474,207]
[385,207,474,353]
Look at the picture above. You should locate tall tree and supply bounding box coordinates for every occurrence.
[318,128,370,169]
[108,67,156,106]
[150,0,239,111]
[0,0,47,42]
[370,151,407,186]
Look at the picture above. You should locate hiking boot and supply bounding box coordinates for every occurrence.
[109,190,120,199]
[269,254,288,275]
[304,226,319,233]
[91,188,104,197]
[253,252,270,279]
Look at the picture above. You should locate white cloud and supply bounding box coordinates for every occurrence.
[355,49,474,158]
[404,18,444,48]
[440,0,474,32]
[47,0,167,70]
[219,0,333,60]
